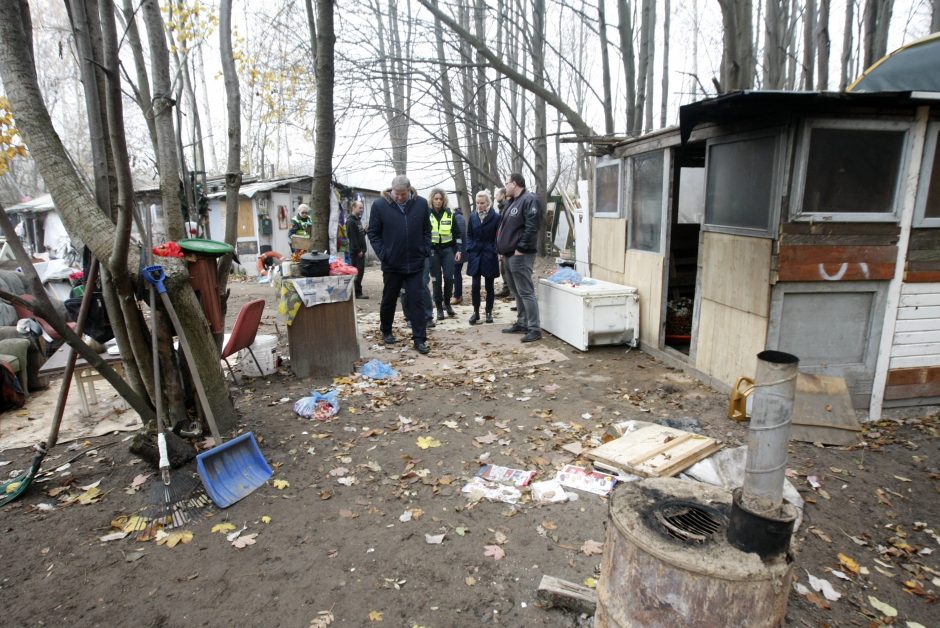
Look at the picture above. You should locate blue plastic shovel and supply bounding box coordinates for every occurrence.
[143,265,272,508]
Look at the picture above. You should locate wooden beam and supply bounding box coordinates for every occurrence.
[537,575,597,615]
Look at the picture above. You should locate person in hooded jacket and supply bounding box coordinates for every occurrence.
[465,190,500,324]
[496,173,541,343]
[367,175,432,354]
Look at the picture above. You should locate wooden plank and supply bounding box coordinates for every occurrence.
[905,261,940,272]
[908,248,940,262]
[901,282,940,295]
[894,330,940,345]
[700,231,772,317]
[778,245,898,265]
[909,229,940,247]
[629,433,694,466]
[643,440,723,477]
[895,318,940,333]
[897,305,940,319]
[623,249,665,349]
[586,422,720,478]
[887,366,940,386]
[777,262,895,282]
[890,354,940,369]
[537,575,597,615]
[781,222,900,236]
[899,292,940,307]
[905,270,940,283]
[288,298,361,378]
[891,343,940,358]
[884,381,940,400]
[791,373,862,443]
[779,234,899,246]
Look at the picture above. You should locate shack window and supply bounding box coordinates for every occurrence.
[792,119,909,221]
[594,157,622,218]
[704,130,781,236]
[627,149,667,253]
[915,122,940,227]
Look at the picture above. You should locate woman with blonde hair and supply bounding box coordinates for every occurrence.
[465,189,500,324]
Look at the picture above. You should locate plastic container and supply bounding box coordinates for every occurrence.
[240,334,277,376]
[537,278,639,351]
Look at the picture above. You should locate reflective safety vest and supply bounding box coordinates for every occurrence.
[430,209,454,245]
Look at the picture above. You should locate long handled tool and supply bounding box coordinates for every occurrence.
[1,259,100,506]
[142,265,272,508]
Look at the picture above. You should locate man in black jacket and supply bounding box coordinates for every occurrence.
[367,175,432,354]
[346,199,368,299]
[496,173,541,342]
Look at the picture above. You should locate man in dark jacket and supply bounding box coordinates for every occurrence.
[496,173,541,342]
[346,199,368,299]
[368,175,432,354]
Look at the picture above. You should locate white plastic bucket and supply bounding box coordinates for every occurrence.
[240,334,277,376]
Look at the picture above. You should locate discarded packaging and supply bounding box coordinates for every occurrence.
[294,388,341,420]
[476,464,536,488]
[359,359,399,380]
[461,476,522,504]
[588,420,721,477]
[530,479,569,503]
[556,465,616,496]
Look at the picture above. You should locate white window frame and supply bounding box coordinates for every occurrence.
[593,156,623,218]
[703,127,786,238]
[625,148,670,255]
[790,118,912,223]
[914,121,940,228]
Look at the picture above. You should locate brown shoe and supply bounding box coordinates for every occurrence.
[450,297,462,305]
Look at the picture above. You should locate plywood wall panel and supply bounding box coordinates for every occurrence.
[694,298,767,386]
[623,250,665,348]
[699,231,772,317]
[590,218,626,282]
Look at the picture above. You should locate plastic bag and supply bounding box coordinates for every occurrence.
[359,358,399,380]
[153,241,184,258]
[547,267,582,285]
[293,388,341,421]
[329,260,359,276]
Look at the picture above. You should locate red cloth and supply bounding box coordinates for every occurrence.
[153,241,184,258]
[329,260,358,276]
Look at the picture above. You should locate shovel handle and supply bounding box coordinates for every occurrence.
[143,265,168,294]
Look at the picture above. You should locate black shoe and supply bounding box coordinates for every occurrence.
[427,318,436,328]
[436,309,445,321]
[485,312,493,324]
[521,330,542,343]
[356,294,369,299]
[414,340,429,354]
[469,312,479,325]
[510,306,518,311]
[502,323,526,334]
[383,333,397,344]
[496,291,511,298]
[445,306,456,317]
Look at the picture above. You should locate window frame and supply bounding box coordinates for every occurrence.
[593,156,623,219]
[914,121,940,228]
[789,117,912,223]
[702,127,786,239]
[625,148,670,255]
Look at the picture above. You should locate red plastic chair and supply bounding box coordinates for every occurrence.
[12,294,76,341]
[220,299,266,381]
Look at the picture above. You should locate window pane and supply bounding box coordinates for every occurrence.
[803,128,904,213]
[705,135,776,231]
[629,151,664,251]
[595,162,621,216]
[925,130,940,219]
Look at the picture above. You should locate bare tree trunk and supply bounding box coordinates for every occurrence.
[458,2,480,194]
[816,0,830,90]
[121,0,158,153]
[635,0,652,132]
[532,0,549,255]
[598,0,614,135]
[802,0,817,89]
[490,0,504,184]
[840,0,855,89]
[218,0,241,303]
[310,0,335,252]
[194,43,218,172]
[644,0,656,131]
[763,0,786,89]
[618,0,637,133]
[933,0,940,32]
[717,0,755,91]
[433,16,471,216]
[372,0,411,174]
[786,0,799,89]
[863,0,893,69]
[661,0,670,128]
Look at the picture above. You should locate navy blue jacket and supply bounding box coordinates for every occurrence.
[367,188,431,274]
[466,208,501,278]
[496,189,540,255]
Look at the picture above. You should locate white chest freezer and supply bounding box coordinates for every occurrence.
[538,278,639,351]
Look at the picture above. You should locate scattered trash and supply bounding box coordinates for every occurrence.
[483,544,505,560]
[530,479,569,504]
[587,420,721,478]
[806,572,842,601]
[547,267,583,286]
[359,359,399,380]
[425,532,445,545]
[461,476,522,504]
[294,389,341,420]
[556,465,616,496]
[476,464,535,487]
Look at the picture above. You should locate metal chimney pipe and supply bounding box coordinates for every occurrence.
[741,350,799,515]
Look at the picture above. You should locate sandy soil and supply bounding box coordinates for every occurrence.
[0,265,937,627]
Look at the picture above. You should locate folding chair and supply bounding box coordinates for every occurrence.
[220,299,266,382]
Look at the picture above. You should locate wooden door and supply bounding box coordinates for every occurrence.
[238,200,255,237]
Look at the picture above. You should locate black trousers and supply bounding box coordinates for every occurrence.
[429,245,455,308]
[471,275,495,313]
[381,270,427,342]
[352,253,365,296]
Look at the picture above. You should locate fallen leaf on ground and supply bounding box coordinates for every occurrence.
[77,487,104,505]
[425,533,445,545]
[465,575,476,586]
[157,530,193,548]
[475,432,498,444]
[416,436,441,449]
[309,610,334,627]
[581,539,604,556]
[261,516,272,524]
[837,552,860,575]
[583,577,597,588]
[211,523,237,534]
[807,573,841,601]
[368,610,383,622]
[99,532,128,542]
[232,533,258,548]
[483,544,505,560]
[272,479,290,490]
[78,479,102,491]
[494,530,508,545]
[868,596,897,617]
[455,526,469,536]
[542,520,557,530]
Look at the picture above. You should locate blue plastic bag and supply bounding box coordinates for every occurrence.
[359,359,399,380]
[547,267,583,285]
[294,388,341,420]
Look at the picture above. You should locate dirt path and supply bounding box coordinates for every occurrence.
[0,269,937,627]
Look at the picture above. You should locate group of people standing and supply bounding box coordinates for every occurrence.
[367,173,542,355]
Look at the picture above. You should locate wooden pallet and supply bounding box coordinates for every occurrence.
[585,421,721,478]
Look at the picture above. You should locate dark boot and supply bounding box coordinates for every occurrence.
[469,310,479,325]
[445,304,456,317]
[436,307,445,321]
[485,311,493,324]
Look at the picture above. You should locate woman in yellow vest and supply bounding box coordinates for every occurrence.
[428,188,463,320]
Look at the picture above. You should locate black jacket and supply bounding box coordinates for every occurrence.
[347,213,367,256]
[367,187,431,274]
[496,189,540,256]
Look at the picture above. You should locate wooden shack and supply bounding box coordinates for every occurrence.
[587,91,939,418]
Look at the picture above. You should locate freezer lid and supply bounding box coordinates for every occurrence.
[539,277,638,297]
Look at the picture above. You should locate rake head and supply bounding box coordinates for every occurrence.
[130,471,212,539]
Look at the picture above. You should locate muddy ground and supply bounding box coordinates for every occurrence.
[1,265,938,628]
